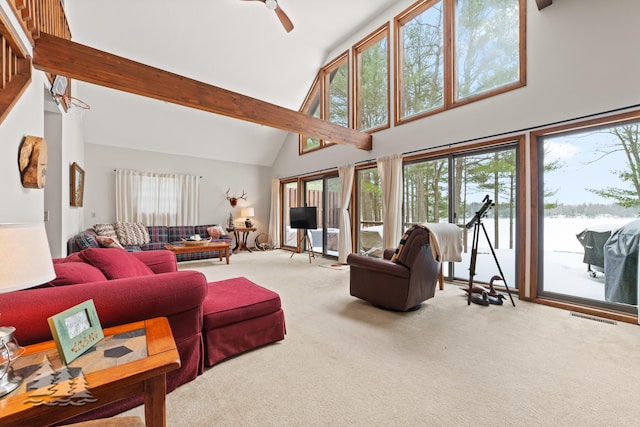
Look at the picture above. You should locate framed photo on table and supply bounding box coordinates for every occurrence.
[70,162,85,207]
[48,299,104,364]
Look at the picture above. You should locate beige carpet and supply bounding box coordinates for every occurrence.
[121,250,640,426]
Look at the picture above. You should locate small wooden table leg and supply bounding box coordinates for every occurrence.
[224,247,229,264]
[144,374,167,427]
[439,264,444,290]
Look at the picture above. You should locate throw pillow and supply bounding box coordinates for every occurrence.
[93,223,118,240]
[207,225,226,239]
[96,235,125,249]
[78,248,155,279]
[75,233,100,250]
[49,262,108,286]
[114,222,151,246]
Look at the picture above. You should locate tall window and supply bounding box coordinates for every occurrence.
[299,52,350,154]
[454,0,521,101]
[354,24,390,132]
[396,0,524,123]
[325,53,349,129]
[356,167,384,257]
[299,77,322,153]
[396,0,445,120]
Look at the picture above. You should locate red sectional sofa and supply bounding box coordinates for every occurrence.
[0,248,287,423]
[0,249,208,421]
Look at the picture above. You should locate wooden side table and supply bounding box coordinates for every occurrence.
[229,227,257,253]
[0,317,179,427]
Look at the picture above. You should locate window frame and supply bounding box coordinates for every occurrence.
[299,76,324,154]
[394,0,526,126]
[323,51,351,132]
[299,52,350,155]
[530,110,640,323]
[353,23,391,133]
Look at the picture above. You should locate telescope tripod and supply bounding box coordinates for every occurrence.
[467,219,516,307]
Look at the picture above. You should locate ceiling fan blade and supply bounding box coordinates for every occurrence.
[274,5,294,33]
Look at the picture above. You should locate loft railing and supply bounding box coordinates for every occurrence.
[9,0,71,42]
[0,0,70,124]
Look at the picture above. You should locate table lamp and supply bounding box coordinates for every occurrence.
[0,222,55,396]
[240,207,255,227]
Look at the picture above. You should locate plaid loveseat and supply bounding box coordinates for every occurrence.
[68,224,232,262]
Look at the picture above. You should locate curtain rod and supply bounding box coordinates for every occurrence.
[113,169,203,178]
[280,103,640,181]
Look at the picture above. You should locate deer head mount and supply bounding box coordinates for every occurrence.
[226,188,247,207]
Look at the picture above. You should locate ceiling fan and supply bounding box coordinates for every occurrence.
[241,0,294,33]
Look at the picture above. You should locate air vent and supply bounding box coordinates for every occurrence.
[570,312,617,325]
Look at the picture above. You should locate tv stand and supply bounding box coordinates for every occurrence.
[290,228,315,264]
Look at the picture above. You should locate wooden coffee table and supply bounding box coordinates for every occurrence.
[163,241,231,264]
[0,317,179,427]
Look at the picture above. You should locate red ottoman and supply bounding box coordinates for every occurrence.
[203,276,286,366]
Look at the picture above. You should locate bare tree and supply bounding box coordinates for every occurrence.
[587,123,640,208]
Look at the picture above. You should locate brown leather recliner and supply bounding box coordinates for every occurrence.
[347,227,440,311]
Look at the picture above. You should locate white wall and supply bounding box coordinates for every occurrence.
[84,144,272,246]
[0,74,45,224]
[272,0,640,178]
[0,73,86,258]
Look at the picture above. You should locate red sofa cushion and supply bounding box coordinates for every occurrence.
[203,277,282,330]
[78,248,154,279]
[50,262,107,286]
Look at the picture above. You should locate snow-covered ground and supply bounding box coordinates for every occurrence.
[457,216,637,304]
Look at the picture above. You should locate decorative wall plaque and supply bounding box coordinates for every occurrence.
[18,136,47,189]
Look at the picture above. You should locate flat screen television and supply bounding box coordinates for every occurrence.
[290,207,318,230]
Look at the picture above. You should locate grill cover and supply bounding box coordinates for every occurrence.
[603,219,640,305]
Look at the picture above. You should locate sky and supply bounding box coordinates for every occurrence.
[543,127,632,206]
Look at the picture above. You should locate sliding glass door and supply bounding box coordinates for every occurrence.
[538,121,639,314]
[302,176,341,257]
[451,147,518,287]
[356,167,383,257]
[281,181,299,249]
[404,144,518,288]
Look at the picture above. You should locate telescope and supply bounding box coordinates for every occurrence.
[465,195,494,229]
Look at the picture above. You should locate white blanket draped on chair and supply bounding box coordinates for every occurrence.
[420,223,463,263]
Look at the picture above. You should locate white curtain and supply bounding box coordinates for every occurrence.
[378,153,404,249]
[115,170,199,226]
[338,164,354,264]
[269,178,281,248]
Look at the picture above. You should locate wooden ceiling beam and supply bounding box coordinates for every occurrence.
[32,33,372,151]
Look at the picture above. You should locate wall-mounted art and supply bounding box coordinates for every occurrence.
[70,162,85,207]
[225,188,247,207]
[18,136,47,189]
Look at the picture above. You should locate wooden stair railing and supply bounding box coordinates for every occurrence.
[0,0,70,124]
[0,19,32,124]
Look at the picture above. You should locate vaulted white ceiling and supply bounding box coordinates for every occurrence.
[64,0,400,166]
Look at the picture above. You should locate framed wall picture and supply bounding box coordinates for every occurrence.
[47,299,104,364]
[70,162,85,207]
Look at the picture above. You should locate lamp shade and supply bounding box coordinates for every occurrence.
[240,208,255,218]
[0,223,55,293]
